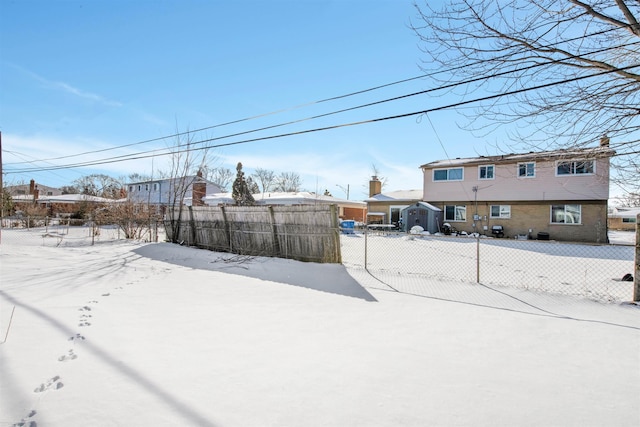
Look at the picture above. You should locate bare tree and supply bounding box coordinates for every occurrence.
[124,173,153,183]
[60,185,79,195]
[163,126,213,243]
[618,191,640,206]
[72,174,123,198]
[201,166,234,191]
[251,168,277,193]
[98,200,158,240]
[411,0,640,189]
[274,171,302,192]
[371,164,388,189]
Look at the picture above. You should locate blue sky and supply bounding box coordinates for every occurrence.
[1,0,509,199]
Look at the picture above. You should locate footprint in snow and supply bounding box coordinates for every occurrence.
[68,333,85,341]
[33,376,63,393]
[58,349,78,362]
[12,409,37,427]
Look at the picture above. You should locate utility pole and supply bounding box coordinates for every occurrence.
[1,131,3,244]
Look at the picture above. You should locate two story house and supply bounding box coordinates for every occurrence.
[127,173,223,212]
[420,142,614,243]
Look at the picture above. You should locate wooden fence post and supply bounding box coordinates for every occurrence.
[188,206,197,246]
[220,206,231,252]
[268,206,281,256]
[330,204,341,263]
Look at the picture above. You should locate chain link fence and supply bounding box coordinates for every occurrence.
[341,228,637,303]
[1,216,164,247]
[4,215,636,303]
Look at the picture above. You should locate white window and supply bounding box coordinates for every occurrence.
[129,185,134,192]
[445,205,466,221]
[556,160,594,175]
[622,217,636,223]
[153,183,158,191]
[518,162,535,178]
[478,165,494,180]
[137,185,142,191]
[490,205,511,218]
[551,204,581,224]
[433,167,464,181]
[145,184,149,191]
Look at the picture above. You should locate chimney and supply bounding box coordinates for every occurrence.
[33,185,39,201]
[192,181,206,206]
[29,179,35,195]
[369,176,382,197]
[600,135,610,147]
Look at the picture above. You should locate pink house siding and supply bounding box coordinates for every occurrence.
[419,146,614,243]
[423,155,610,202]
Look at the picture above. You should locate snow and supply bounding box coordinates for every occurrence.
[1,227,639,427]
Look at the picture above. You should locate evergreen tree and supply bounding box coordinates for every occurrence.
[232,162,256,206]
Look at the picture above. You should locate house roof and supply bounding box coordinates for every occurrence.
[609,206,640,218]
[365,189,422,202]
[419,146,615,169]
[38,194,118,204]
[202,191,366,208]
[6,182,62,196]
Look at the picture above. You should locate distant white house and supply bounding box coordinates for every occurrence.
[126,174,222,208]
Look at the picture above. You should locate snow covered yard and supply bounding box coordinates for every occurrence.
[341,231,637,302]
[1,227,639,427]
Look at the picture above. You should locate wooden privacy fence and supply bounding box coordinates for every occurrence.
[164,204,342,263]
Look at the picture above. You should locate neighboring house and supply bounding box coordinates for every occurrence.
[126,173,223,210]
[364,176,422,225]
[6,179,63,198]
[608,206,640,231]
[419,142,614,243]
[36,194,117,216]
[203,191,367,221]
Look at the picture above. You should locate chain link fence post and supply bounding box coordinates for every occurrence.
[364,224,368,271]
[476,234,480,283]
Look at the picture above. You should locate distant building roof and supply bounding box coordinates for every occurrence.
[202,191,366,208]
[365,189,422,202]
[39,194,118,204]
[609,206,640,218]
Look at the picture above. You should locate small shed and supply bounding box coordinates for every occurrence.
[400,202,443,233]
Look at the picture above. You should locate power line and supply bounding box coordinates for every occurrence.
[6,39,637,176]
[5,24,634,167]
[8,63,638,174]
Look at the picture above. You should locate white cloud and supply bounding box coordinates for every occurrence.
[14,63,122,107]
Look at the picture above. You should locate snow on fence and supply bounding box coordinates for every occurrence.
[164,204,342,263]
[340,229,637,303]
